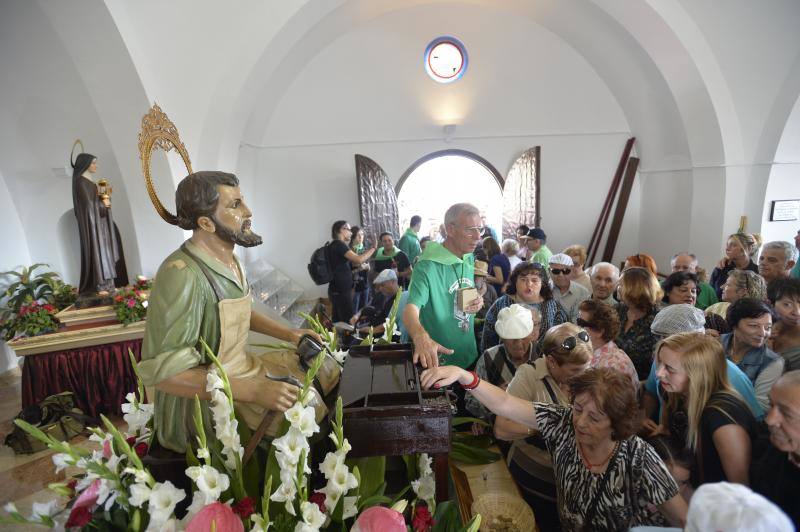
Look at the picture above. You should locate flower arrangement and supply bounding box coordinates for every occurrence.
[113,289,148,325]
[0,334,483,531]
[0,300,60,340]
[134,275,153,292]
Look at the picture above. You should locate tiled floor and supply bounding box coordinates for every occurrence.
[0,367,124,530]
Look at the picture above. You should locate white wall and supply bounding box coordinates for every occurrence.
[762,94,800,245]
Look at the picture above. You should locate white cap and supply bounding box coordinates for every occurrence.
[549,253,574,267]
[495,304,534,340]
[686,482,793,532]
[373,269,398,284]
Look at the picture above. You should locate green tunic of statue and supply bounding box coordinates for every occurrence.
[138,240,246,453]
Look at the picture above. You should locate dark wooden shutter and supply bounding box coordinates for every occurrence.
[355,154,400,243]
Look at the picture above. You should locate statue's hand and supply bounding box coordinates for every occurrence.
[251,379,299,412]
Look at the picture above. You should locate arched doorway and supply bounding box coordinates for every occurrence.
[396,150,504,241]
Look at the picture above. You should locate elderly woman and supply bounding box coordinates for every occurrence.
[662,271,698,307]
[721,298,784,411]
[422,365,687,530]
[481,262,568,354]
[705,269,766,319]
[656,333,758,486]
[494,322,591,531]
[578,299,639,391]
[709,232,761,299]
[502,238,523,274]
[563,244,592,292]
[466,304,541,422]
[616,267,664,380]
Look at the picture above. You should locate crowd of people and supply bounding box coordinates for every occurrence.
[322,204,800,530]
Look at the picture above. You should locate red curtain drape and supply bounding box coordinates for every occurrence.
[21,339,143,418]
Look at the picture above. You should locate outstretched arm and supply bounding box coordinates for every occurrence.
[420,366,538,430]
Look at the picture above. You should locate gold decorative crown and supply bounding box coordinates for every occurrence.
[137,104,192,225]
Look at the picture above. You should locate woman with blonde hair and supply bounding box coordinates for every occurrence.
[655,332,757,486]
[563,244,591,291]
[709,232,761,299]
[616,267,664,380]
[494,322,592,531]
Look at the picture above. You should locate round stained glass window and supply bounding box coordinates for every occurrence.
[424,36,468,83]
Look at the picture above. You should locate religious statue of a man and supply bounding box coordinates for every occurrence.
[71,153,128,299]
[138,171,328,455]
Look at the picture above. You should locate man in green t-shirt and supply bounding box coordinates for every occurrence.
[525,227,552,269]
[404,203,484,369]
[398,215,423,264]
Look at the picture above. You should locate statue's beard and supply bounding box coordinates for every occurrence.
[212,216,263,248]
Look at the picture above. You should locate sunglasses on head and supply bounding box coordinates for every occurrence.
[552,330,590,352]
[551,268,571,276]
[576,318,596,330]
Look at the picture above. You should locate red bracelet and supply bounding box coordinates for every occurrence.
[461,371,481,390]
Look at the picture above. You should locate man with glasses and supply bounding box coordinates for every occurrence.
[549,253,589,323]
[404,203,484,372]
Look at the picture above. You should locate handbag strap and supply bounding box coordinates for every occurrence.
[582,444,619,531]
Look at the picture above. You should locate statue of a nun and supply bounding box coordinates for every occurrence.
[72,153,128,298]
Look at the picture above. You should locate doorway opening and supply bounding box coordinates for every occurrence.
[396,150,504,241]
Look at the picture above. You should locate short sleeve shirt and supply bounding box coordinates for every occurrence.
[328,240,352,290]
[535,403,678,531]
[697,393,757,485]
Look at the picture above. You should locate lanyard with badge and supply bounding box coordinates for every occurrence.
[452,261,477,333]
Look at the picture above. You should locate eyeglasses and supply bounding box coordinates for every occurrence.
[553,330,590,352]
[576,318,597,330]
[461,225,485,236]
[551,268,572,276]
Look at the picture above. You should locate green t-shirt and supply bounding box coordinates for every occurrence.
[398,228,422,264]
[695,281,719,311]
[407,242,478,368]
[530,244,552,269]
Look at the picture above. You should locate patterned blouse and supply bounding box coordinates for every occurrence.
[481,294,567,354]
[591,341,640,392]
[535,403,678,531]
[615,303,660,380]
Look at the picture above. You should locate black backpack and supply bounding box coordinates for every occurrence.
[308,242,333,285]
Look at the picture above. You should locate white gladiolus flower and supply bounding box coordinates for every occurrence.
[273,428,309,464]
[197,447,210,461]
[390,499,408,514]
[3,502,18,514]
[206,370,225,392]
[182,491,206,521]
[250,514,271,532]
[298,500,326,530]
[270,481,297,516]
[285,404,319,438]
[412,475,436,505]
[418,453,433,477]
[330,350,348,365]
[382,317,394,341]
[185,465,230,502]
[30,500,58,520]
[147,481,185,525]
[129,482,151,507]
[51,452,74,473]
[342,496,359,519]
[320,451,342,480]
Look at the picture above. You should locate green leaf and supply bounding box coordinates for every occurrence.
[449,442,500,464]
[346,456,385,499]
[452,417,489,427]
[431,500,461,532]
[356,494,392,510]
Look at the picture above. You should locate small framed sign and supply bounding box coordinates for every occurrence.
[770,199,800,222]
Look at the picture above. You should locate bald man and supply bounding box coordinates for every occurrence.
[751,370,800,527]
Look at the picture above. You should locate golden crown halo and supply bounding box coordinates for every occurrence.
[137,104,192,225]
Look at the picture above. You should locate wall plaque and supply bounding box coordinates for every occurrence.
[770,199,800,222]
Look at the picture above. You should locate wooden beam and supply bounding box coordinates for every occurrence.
[587,138,635,266]
[601,157,639,263]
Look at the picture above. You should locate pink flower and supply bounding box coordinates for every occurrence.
[66,478,101,526]
[351,506,407,532]
[185,502,244,532]
[126,298,136,308]
[102,440,113,459]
